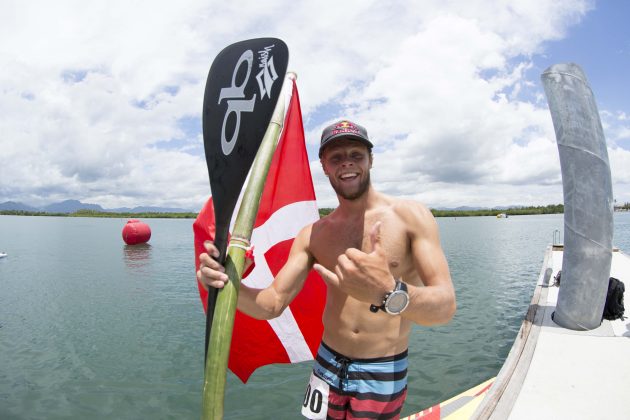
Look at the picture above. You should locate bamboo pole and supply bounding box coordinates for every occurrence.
[201,72,296,420]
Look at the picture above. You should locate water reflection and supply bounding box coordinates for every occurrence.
[123,243,152,272]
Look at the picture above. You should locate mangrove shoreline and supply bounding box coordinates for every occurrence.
[1,205,567,219]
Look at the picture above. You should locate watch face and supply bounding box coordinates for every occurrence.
[385,290,409,314]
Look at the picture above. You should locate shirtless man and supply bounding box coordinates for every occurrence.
[198,120,456,419]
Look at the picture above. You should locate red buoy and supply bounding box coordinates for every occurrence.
[122,219,151,245]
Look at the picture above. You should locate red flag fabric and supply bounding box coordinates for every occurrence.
[193,81,326,383]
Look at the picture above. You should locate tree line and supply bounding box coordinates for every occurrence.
[0,209,196,219]
[319,204,565,218]
[0,203,569,219]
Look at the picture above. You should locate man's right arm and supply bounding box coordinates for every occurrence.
[197,224,315,320]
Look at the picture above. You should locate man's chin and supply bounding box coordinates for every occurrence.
[340,191,364,200]
[330,174,370,201]
[334,186,367,201]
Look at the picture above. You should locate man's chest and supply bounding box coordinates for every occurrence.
[310,217,411,276]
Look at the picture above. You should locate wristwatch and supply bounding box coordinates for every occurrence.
[369,280,410,315]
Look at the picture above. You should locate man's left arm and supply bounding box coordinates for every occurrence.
[400,203,456,326]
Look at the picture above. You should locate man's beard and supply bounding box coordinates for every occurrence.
[330,172,371,200]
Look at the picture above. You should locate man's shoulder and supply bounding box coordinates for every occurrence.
[310,211,336,232]
[299,216,334,238]
[385,198,436,233]
[388,197,431,218]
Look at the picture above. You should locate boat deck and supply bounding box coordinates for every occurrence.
[474,246,630,419]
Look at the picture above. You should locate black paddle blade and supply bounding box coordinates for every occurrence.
[201,38,288,360]
[202,38,289,262]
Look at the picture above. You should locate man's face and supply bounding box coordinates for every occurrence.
[320,139,372,201]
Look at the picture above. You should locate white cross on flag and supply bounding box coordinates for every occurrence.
[194,80,326,382]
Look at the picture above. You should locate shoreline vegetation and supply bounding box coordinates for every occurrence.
[0,209,197,219]
[0,204,567,219]
[321,204,566,218]
[2,204,629,219]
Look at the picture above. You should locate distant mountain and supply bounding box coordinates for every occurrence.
[42,200,105,213]
[108,206,192,213]
[0,201,40,212]
[434,206,488,211]
[0,200,193,214]
[434,205,521,211]
[452,206,487,211]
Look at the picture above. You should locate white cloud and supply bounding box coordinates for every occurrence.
[4,0,627,212]
[305,3,587,207]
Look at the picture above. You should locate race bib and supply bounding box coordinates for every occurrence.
[301,372,329,419]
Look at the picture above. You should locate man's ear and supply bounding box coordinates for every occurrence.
[320,159,329,177]
[369,152,374,169]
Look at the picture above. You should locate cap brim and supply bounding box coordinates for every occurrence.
[318,133,373,157]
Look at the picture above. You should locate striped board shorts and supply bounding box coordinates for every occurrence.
[301,341,408,420]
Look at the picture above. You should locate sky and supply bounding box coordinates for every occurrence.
[1,0,629,210]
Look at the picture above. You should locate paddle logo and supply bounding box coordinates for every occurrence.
[217,44,280,156]
[256,45,279,99]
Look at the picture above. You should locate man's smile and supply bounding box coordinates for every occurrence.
[339,173,359,181]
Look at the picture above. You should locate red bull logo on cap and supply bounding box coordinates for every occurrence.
[330,121,360,136]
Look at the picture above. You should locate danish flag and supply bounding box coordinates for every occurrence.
[193,80,326,382]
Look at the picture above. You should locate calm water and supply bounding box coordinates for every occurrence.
[1,213,629,419]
